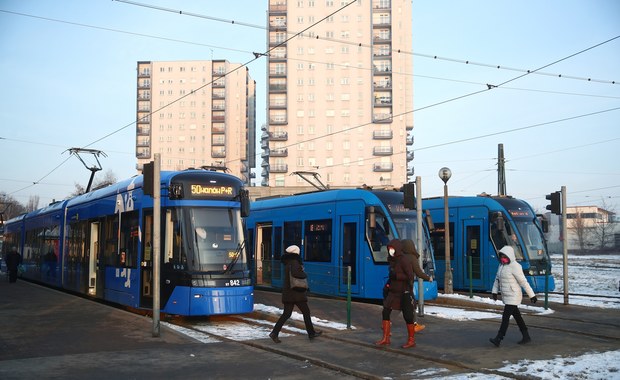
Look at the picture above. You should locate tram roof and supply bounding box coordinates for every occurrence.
[251,188,396,210]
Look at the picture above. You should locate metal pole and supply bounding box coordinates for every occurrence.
[152,154,161,337]
[561,186,569,305]
[443,184,453,294]
[346,266,352,329]
[415,177,425,316]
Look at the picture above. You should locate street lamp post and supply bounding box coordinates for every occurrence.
[439,167,453,294]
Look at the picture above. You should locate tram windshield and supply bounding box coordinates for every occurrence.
[490,213,547,262]
[392,215,435,274]
[180,207,247,273]
[512,215,548,262]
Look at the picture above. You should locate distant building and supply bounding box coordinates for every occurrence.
[545,206,618,253]
[262,0,414,187]
[136,60,256,185]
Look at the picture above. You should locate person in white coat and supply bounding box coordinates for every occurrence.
[489,246,538,347]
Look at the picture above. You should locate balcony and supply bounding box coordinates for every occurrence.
[373,113,393,123]
[374,96,392,106]
[373,130,393,139]
[373,162,393,172]
[373,146,393,156]
[137,126,150,136]
[406,135,414,145]
[269,131,288,141]
[211,150,226,158]
[406,151,414,161]
[270,147,288,157]
[211,124,225,134]
[406,124,413,131]
[270,164,288,173]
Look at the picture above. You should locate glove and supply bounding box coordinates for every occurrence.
[531,296,537,304]
[492,293,498,301]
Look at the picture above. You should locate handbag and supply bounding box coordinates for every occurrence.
[289,271,308,291]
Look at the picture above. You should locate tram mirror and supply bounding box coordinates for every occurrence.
[540,216,549,233]
[367,206,376,228]
[494,213,505,231]
[240,189,250,218]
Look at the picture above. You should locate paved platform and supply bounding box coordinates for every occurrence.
[1,277,618,379]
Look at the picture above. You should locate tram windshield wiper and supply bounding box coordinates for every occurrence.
[222,240,245,274]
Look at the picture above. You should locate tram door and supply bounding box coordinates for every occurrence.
[88,222,99,296]
[339,215,359,295]
[254,223,273,286]
[462,220,484,289]
[140,213,153,308]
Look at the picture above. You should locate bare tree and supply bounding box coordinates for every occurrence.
[591,198,616,250]
[568,212,591,252]
[0,192,27,220]
[70,169,118,196]
[26,195,40,212]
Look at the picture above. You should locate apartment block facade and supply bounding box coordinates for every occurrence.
[136,60,256,184]
[262,0,414,187]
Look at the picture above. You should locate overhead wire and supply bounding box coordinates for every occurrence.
[1,4,618,196]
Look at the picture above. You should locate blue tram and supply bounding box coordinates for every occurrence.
[422,194,555,293]
[245,188,437,301]
[2,169,253,316]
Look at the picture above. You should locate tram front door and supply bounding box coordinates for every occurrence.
[254,223,273,286]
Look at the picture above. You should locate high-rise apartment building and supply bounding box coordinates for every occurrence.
[136,60,256,185]
[262,0,414,187]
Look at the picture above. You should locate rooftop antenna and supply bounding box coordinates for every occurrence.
[66,148,107,193]
[291,171,328,191]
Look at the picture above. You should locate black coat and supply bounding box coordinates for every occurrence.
[5,250,22,270]
[280,253,308,304]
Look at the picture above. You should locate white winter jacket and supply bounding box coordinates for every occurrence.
[491,246,536,306]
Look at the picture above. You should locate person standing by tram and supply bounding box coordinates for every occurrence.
[375,239,418,349]
[489,245,538,347]
[401,239,432,333]
[5,246,22,283]
[269,245,322,343]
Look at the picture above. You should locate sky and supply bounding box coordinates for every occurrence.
[1,0,619,213]
[164,254,620,379]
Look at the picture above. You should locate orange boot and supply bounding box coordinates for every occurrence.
[375,320,391,346]
[402,323,416,348]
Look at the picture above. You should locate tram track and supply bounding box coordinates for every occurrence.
[166,315,539,380]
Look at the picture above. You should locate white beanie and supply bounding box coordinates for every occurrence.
[285,245,300,254]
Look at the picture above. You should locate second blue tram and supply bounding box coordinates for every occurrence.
[245,188,437,301]
[2,169,253,316]
[422,194,555,293]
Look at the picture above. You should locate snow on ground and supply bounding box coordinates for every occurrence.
[164,254,620,379]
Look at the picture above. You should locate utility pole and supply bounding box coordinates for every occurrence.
[497,144,506,196]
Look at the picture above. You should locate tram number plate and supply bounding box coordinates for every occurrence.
[227,279,241,287]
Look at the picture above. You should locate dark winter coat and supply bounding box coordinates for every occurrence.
[280,252,308,304]
[5,249,22,270]
[401,239,431,281]
[383,239,414,310]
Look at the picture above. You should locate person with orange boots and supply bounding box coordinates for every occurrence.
[401,239,433,333]
[375,239,417,348]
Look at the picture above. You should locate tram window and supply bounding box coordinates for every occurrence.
[304,219,332,262]
[429,223,454,261]
[283,221,302,256]
[490,214,523,260]
[368,212,393,263]
[103,215,119,266]
[119,211,139,268]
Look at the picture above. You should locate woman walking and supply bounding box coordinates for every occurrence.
[375,239,418,348]
[489,246,538,347]
[269,245,322,343]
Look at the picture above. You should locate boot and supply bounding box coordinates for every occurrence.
[518,329,531,344]
[489,335,502,347]
[375,320,391,346]
[402,323,416,348]
[414,322,425,333]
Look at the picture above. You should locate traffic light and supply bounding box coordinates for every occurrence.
[143,161,154,196]
[545,191,561,215]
